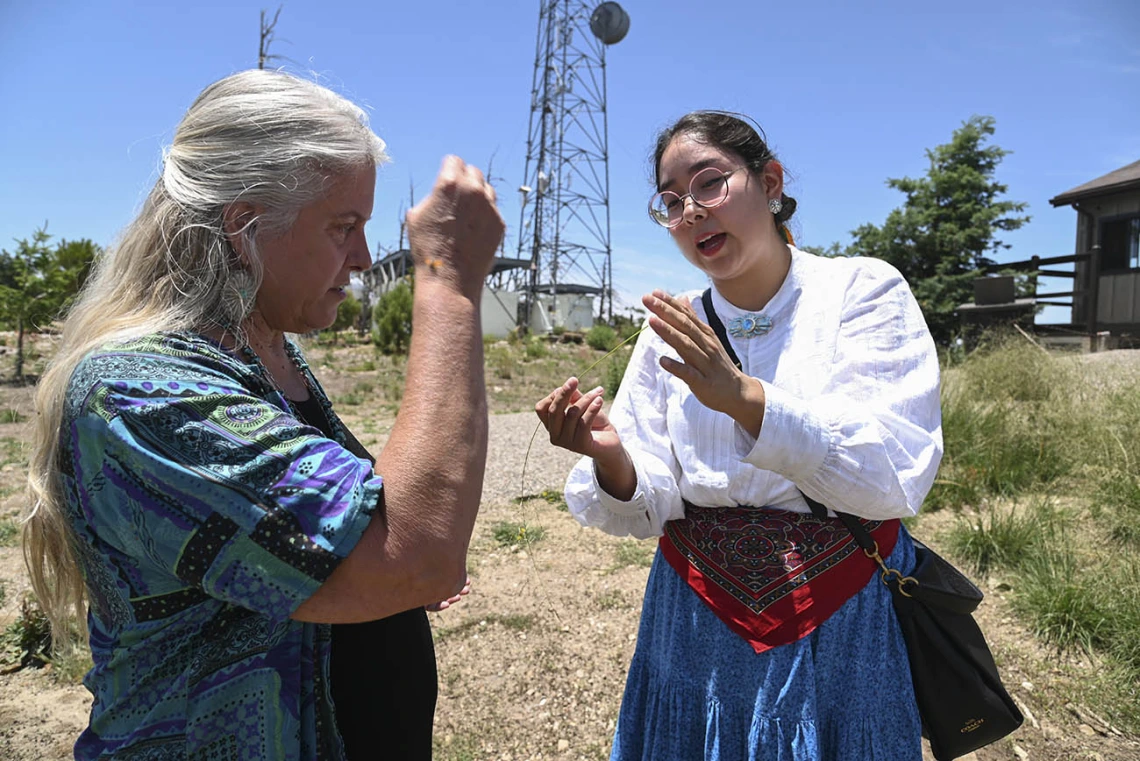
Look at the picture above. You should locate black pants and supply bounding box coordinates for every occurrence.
[330,607,438,760]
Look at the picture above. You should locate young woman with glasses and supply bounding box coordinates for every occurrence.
[535,111,942,760]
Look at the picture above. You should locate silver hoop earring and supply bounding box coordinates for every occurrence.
[768,198,783,215]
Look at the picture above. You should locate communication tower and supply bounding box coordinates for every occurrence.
[511,1,630,330]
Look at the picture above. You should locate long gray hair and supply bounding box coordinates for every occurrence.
[24,69,389,650]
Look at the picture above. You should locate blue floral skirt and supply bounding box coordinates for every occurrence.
[610,526,922,761]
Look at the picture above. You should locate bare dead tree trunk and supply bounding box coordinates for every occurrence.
[259,7,283,69]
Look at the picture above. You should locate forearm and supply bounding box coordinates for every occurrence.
[295,155,503,623]
[594,448,636,501]
[379,278,488,575]
[293,282,487,623]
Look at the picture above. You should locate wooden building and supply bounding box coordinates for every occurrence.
[1050,159,1140,337]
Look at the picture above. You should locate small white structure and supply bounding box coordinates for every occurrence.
[482,288,521,338]
[366,250,600,339]
[527,291,596,333]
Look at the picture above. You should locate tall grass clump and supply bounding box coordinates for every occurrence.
[1096,471,1140,547]
[486,345,515,380]
[1014,540,1109,653]
[926,339,1076,511]
[929,336,1140,730]
[946,501,1042,576]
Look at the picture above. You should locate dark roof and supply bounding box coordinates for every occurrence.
[533,283,604,296]
[489,257,531,275]
[370,250,531,276]
[1049,159,1140,207]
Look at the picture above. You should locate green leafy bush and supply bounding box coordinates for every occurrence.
[372,281,413,355]
[586,324,617,352]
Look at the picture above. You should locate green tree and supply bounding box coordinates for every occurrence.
[324,294,362,345]
[372,280,413,355]
[798,242,844,258]
[0,227,98,381]
[846,116,1030,346]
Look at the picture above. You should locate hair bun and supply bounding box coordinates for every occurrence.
[776,193,797,224]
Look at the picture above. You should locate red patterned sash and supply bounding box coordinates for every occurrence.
[659,502,899,654]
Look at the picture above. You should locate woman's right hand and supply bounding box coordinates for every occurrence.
[406,155,504,298]
[536,377,637,502]
[535,377,624,460]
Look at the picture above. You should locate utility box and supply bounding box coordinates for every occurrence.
[973,275,1016,305]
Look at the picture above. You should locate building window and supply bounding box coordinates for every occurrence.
[1100,215,1140,271]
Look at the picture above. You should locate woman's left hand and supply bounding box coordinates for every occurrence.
[643,290,765,436]
[426,576,472,612]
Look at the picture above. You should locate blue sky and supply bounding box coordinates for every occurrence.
[2,0,1137,324]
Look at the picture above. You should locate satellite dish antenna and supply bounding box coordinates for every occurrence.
[589,2,630,45]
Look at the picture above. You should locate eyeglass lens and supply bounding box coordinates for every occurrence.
[649,167,732,227]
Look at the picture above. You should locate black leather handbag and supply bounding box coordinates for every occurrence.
[806,499,1024,760]
[699,288,1024,760]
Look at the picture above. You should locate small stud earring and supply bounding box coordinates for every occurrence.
[768,198,783,215]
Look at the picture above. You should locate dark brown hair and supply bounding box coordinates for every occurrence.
[652,110,797,226]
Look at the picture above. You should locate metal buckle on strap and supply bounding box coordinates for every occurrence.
[864,541,919,597]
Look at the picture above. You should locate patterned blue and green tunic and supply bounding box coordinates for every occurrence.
[60,332,381,760]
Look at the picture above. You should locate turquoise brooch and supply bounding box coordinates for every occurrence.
[727,313,773,339]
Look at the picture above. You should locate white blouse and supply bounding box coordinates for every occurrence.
[565,246,944,539]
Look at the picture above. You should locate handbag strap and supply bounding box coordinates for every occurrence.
[699,288,911,587]
[700,288,742,371]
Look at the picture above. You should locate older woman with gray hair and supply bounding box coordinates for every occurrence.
[23,69,503,760]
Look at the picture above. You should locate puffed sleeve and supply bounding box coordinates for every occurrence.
[67,350,380,623]
[564,323,687,538]
[742,259,943,519]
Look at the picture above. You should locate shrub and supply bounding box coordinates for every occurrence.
[372,281,413,355]
[323,294,362,344]
[523,337,548,361]
[613,314,644,342]
[486,346,514,379]
[586,324,617,352]
[2,594,52,669]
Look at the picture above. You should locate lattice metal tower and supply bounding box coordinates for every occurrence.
[512,1,629,328]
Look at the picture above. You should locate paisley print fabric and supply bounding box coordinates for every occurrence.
[61,332,381,760]
[659,504,899,653]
